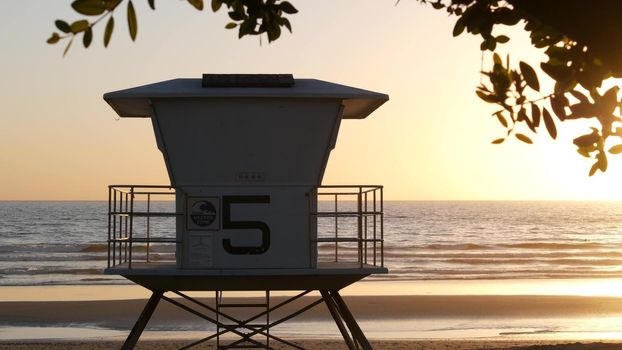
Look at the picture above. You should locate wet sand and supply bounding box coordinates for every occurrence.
[3,295,622,328]
[1,340,622,349]
[3,292,622,349]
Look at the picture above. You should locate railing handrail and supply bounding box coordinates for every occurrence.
[108,184,384,270]
[310,185,384,269]
[108,185,179,269]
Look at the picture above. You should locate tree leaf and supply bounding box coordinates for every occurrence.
[598,153,608,172]
[279,1,298,14]
[225,22,237,29]
[104,0,122,10]
[267,24,281,42]
[550,94,568,120]
[573,131,599,148]
[570,90,589,104]
[531,103,541,127]
[211,0,221,12]
[520,61,539,91]
[452,17,465,37]
[187,0,204,10]
[495,111,508,128]
[496,35,510,43]
[238,20,253,38]
[519,108,536,132]
[577,147,591,158]
[148,0,155,10]
[281,17,292,33]
[55,20,71,33]
[228,10,245,21]
[568,101,595,119]
[47,33,60,44]
[491,138,505,144]
[542,108,557,139]
[600,86,619,114]
[476,90,498,103]
[127,0,137,41]
[515,133,533,144]
[104,16,114,47]
[82,27,93,48]
[72,0,107,15]
[492,53,502,65]
[589,161,599,176]
[70,20,90,33]
[609,144,622,154]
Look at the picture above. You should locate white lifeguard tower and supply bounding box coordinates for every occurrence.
[104,74,388,349]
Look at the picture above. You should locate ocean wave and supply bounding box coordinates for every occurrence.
[81,244,108,252]
[498,242,616,249]
[0,255,105,262]
[1,268,102,275]
[392,251,622,259]
[443,258,622,266]
[420,243,491,250]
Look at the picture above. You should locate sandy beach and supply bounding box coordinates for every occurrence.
[4,290,622,349]
[2,339,622,349]
[5,294,622,327]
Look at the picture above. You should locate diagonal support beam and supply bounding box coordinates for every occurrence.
[176,290,315,349]
[321,290,357,350]
[330,290,372,350]
[161,294,265,349]
[120,289,369,350]
[225,295,325,349]
[122,290,163,350]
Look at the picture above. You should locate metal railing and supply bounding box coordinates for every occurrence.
[310,185,384,268]
[108,185,179,269]
[107,184,384,270]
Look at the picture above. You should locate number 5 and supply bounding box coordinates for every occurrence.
[222,195,271,255]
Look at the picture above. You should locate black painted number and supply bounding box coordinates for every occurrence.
[222,195,271,255]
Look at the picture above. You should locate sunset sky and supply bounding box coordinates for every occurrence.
[2,0,622,200]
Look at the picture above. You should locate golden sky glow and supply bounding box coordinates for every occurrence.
[2,1,622,200]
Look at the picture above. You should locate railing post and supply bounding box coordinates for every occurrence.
[357,187,363,268]
[124,192,128,264]
[380,186,384,267]
[129,187,134,269]
[334,193,338,263]
[107,186,112,269]
[364,190,368,265]
[146,193,151,263]
[113,189,117,266]
[373,189,377,266]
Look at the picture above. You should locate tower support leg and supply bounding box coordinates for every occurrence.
[321,290,357,350]
[322,290,373,350]
[331,290,372,350]
[122,290,163,350]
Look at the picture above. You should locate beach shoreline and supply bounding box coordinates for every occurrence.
[2,339,622,350]
[4,280,622,347]
[3,293,622,343]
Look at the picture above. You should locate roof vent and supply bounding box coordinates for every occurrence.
[202,74,295,88]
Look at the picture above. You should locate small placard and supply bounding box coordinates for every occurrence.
[188,233,213,268]
[187,197,220,231]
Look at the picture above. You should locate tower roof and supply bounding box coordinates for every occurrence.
[104,77,389,119]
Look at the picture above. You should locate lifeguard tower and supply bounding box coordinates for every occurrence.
[104,74,388,349]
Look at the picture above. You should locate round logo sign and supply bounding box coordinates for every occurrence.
[190,201,217,227]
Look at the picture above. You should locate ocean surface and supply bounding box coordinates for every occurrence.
[1,201,622,286]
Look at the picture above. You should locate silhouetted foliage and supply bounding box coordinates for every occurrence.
[419,0,622,175]
[48,0,622,175]
[47,0,297,56]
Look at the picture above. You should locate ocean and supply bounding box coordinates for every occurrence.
[2,200,622,286]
